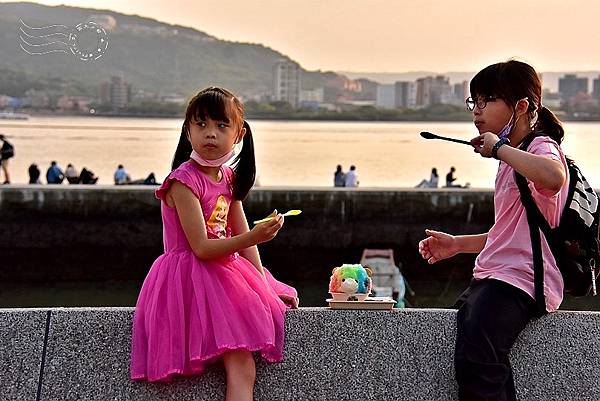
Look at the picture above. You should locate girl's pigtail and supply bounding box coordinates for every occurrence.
[171,122,193,170]
[535,106,565,145]
[231,120,256,201]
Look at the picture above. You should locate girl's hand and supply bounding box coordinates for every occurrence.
[471,132,500,158]
[250,210,284,244]
[279,294,299,309]
[418,229,458,264]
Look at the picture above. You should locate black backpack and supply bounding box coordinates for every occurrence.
[1,141,14,159]
[515,134,600,315]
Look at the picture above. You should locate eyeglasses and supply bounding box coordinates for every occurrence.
[465,96,498,111]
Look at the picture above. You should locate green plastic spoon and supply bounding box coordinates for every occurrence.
[253,209,302,224]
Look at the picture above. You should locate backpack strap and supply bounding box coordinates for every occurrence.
[514,134,550,316]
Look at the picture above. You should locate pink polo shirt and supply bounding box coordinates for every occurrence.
[474,136,569,312]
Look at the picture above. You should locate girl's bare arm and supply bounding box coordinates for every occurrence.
[168,182,281,261]
[228,200,264,274]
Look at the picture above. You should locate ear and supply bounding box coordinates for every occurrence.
[364,267,373,277]
[515,98,530,118]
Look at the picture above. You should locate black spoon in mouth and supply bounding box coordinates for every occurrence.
[420,131,471,146]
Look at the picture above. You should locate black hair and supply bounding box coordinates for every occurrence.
[171,87,256,201]
[470,60,564,144]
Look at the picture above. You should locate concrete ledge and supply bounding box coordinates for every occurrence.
[0,309,48,400]
[2,307,600,400]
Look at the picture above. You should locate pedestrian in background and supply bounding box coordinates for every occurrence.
[0,134,15,184]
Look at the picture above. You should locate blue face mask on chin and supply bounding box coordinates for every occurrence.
[497,97,528,139]
[497,113,515,139]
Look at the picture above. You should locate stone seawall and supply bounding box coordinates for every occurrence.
[2,307,600,401]
[0,186,494,283]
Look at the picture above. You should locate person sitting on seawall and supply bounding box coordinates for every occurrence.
[444,166,470,188]
[46,161,64,184]
[78,167,98,184]
[114,164,131,185]
[28,163,41,184]
[65,163,79,184]
[142,172,157,185]
[344,165,359,187]
[419,60,569,401]
[334,164,345,187]
[123,172,160,185]
[416,167,439,188]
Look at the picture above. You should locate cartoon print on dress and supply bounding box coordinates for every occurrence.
[206,194,229,239]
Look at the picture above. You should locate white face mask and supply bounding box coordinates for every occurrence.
[190,149,235,167]
[189,139,244,168]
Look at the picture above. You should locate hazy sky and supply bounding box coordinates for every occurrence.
[10,0,600,73]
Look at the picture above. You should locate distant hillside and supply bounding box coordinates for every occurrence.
[0,2,335,98]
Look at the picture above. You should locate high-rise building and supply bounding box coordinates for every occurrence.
[395,81,417,109]
[428,75,453,105]
[414,75,449,106]
[449,81,470,107]
[558,74,588,102]
[416,77,432,107]
[272,60,301,108]
[100,75,131,110]
[592,76,600,100]
[454,81,469,102]
[376,84,396,109]
[110,75,130,109]
[356,79,378,101]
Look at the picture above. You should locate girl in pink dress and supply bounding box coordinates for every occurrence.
[131,87,298,400]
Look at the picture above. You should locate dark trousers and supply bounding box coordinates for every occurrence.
[454,279,538,401]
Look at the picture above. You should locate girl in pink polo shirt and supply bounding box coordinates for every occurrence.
[418,60,569,401]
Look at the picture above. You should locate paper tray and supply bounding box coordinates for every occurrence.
[326,297,396,310]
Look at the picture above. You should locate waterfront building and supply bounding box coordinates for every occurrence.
[376,84,396,109]
[272,59,301,108]
[99,75,132,110]
[395,81,417,109]
[559,74,588,102]
[592,76,600,101]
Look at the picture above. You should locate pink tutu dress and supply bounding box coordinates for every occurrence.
[130,161,297,382]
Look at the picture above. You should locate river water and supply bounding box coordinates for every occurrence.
[2,117,600,187]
